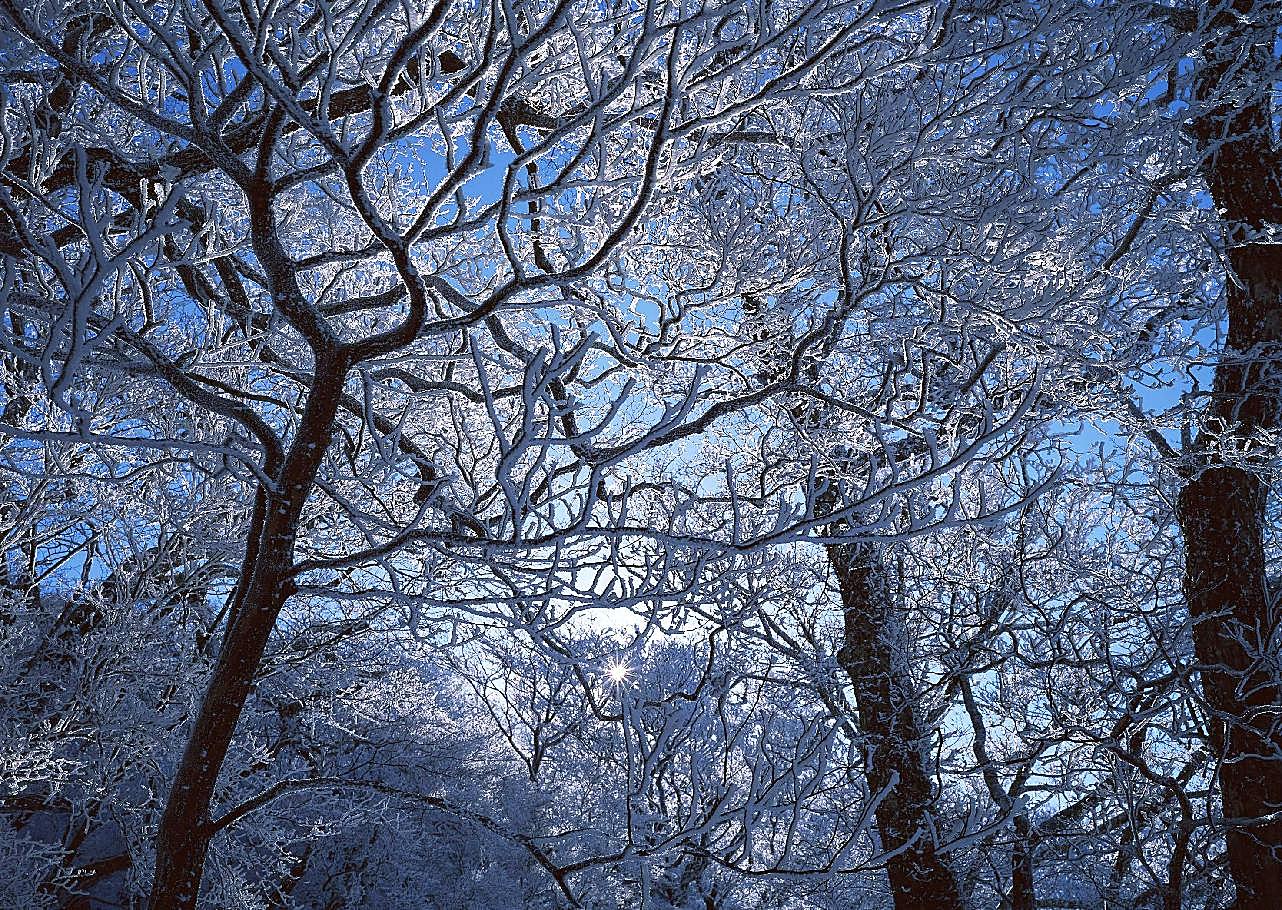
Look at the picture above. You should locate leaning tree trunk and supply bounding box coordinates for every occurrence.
[1175,3,1282,907]
[149,567,291,910]
[829,541,965,910]
[149,358,348,910]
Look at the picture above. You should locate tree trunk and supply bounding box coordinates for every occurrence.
[1009,814,1034,910]
[1176,4,1282,906]
[829,541,964,910]
[1179,467,1282,910]
[149,359,347,910]
[148,570,290,910]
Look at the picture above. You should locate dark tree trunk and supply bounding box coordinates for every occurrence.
[149,359,347,910]
[148,570,290,910]
[1009,814,1034,910]
[1179,467,1282,910]
[1176,4,1282,907]
[829,541,965,910]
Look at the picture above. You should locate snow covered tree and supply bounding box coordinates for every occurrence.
[3,0,1280,908]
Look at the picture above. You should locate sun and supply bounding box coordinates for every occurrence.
[604,661,631,684]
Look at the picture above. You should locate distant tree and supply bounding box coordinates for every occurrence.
[647,4,1218,907]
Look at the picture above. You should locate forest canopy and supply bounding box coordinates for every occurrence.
[0,0,1280,908]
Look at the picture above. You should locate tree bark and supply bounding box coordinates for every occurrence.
[1179,467,1282,910]
[829,542,965,910]
[1175,4,1282,906]
[149,358,348,910]
[1009,814,1035,910]
[149,570,290,910]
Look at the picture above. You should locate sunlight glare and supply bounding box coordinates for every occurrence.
[606,662,630,684]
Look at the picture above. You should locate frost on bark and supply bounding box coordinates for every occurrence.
[1174,2,1282,905]
[829,540,964,910]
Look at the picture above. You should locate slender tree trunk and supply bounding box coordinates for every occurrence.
[1176,4,1282,906]
[149,569,290,909]
[1179,467,1282,910]
[149,359,347,910]
[829,541,964,910]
